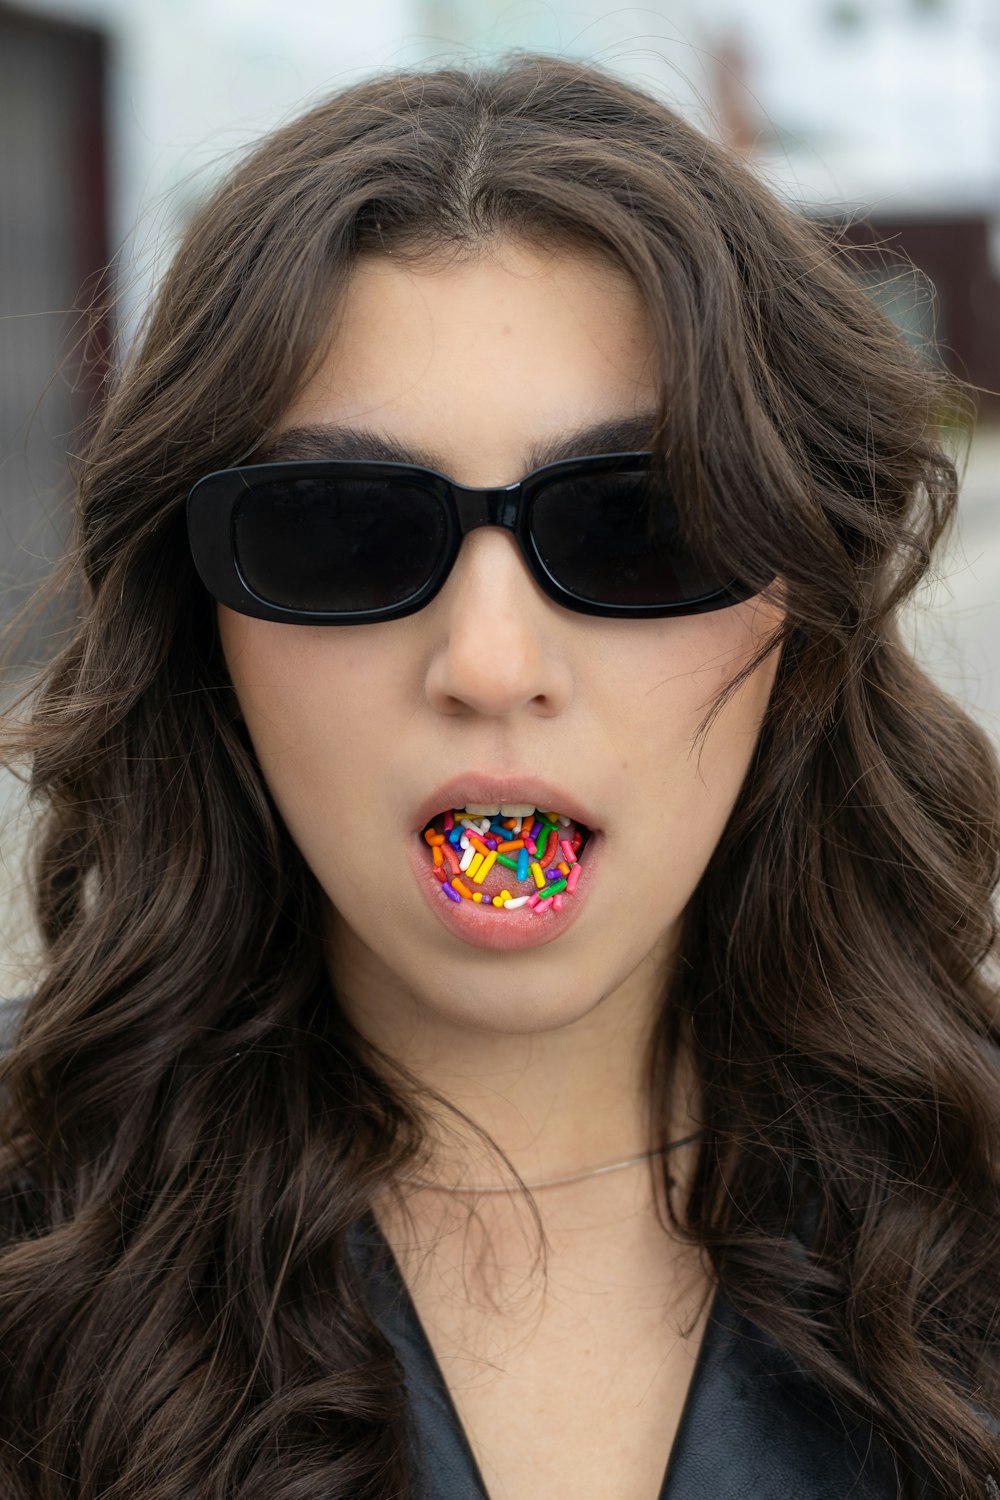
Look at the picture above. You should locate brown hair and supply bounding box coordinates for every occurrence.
[2,51,999,1499]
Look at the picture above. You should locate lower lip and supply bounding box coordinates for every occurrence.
[407,828,602,951]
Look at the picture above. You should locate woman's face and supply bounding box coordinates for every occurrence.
[218,240,783,1038]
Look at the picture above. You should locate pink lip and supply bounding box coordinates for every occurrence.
[407,827,602,951]
[411,772,602,836]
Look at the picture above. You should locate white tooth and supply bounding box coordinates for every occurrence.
[499,803,537,817]
[461,804,501,816]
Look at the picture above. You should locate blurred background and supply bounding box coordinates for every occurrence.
[1,0,999,994]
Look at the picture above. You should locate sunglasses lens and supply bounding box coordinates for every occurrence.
[233,475,447,613]
[530,467,719,607]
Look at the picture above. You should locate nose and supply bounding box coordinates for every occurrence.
[422,527,574,719]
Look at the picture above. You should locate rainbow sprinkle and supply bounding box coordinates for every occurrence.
[423,808,585,914]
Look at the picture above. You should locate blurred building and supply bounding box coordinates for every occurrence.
[836,212,1000,404]
[0,3,109,665]
[706,0,1000,405]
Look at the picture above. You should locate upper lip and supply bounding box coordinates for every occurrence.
[413,773,602,835]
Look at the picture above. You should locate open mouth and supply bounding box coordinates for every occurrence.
[421,804,593,914]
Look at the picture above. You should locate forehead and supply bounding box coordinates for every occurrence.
[272,240,662,487]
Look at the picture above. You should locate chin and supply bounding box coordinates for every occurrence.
[414,977,612,1037]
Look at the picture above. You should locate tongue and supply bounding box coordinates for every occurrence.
[476,858,528,900]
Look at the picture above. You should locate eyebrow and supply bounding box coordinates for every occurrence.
[255,412,660,474]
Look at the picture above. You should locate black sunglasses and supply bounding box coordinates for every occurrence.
[186,451,756,625]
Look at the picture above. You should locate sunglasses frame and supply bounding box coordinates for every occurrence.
[186,451,756,624]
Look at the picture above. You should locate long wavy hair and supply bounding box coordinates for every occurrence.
[1,51,998,1500]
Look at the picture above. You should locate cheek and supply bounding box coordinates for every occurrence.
[607,603,778,755]
[612,605,780,867]
[216,611,392,845]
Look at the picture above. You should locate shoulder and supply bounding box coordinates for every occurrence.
[662,1290,946,1500]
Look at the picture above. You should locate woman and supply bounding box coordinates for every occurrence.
[1,51,998,1500]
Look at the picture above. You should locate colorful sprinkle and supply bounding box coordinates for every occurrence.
[536,826,558,864]
[471,851,497,885]
[422,806,589,915]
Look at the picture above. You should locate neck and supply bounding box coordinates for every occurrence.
[327,911,699,1195]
